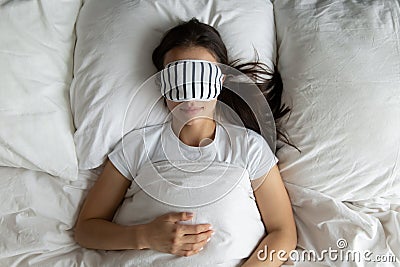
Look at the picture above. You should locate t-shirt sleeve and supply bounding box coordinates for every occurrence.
[108,131,144,180]
[247,130,279,180]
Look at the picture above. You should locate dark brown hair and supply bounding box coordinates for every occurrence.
[152,18,296,151]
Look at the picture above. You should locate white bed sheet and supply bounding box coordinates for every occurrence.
[1,166,398,266]
[1,0,399,266]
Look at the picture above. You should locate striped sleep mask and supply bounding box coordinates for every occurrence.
[160,60,223,102]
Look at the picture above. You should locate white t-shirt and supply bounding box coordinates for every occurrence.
[109,120,278,181]
[108,121,279,265]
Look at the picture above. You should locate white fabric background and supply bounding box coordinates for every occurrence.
[70,0,277,169]
[1,0,399,266]
[0,0,81,180]
[275,0,400,201]
[274,0,400,265]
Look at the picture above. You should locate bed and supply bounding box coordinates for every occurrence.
[1,0,399,266]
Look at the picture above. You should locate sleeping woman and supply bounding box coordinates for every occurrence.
[74,18,297,267]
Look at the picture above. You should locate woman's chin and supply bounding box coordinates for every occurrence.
[172,113,211,125]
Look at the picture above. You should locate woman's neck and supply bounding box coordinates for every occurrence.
[171,118,216,147]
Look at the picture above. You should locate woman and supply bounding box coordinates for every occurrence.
[74,18,297,267]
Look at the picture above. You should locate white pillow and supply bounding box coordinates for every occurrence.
[0,0,81,180]
[71,0,276,169]
[274,0,400,201]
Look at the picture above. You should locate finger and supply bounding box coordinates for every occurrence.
[180,238,210,251]
[164,212,194,222]
[175,247,203,257]
[176,223,212,235]
[180,230,213,244]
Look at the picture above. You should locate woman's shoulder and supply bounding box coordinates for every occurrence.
[118,123,166,148]
[219,122,263,140]
[124,123,165,139]
[218,123,272,154]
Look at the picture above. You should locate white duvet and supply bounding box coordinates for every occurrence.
[1,166,399,267]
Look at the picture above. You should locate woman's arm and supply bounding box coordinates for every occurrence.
[74,160,145,250]
[74,160,214,256]
[242,165,297,267]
